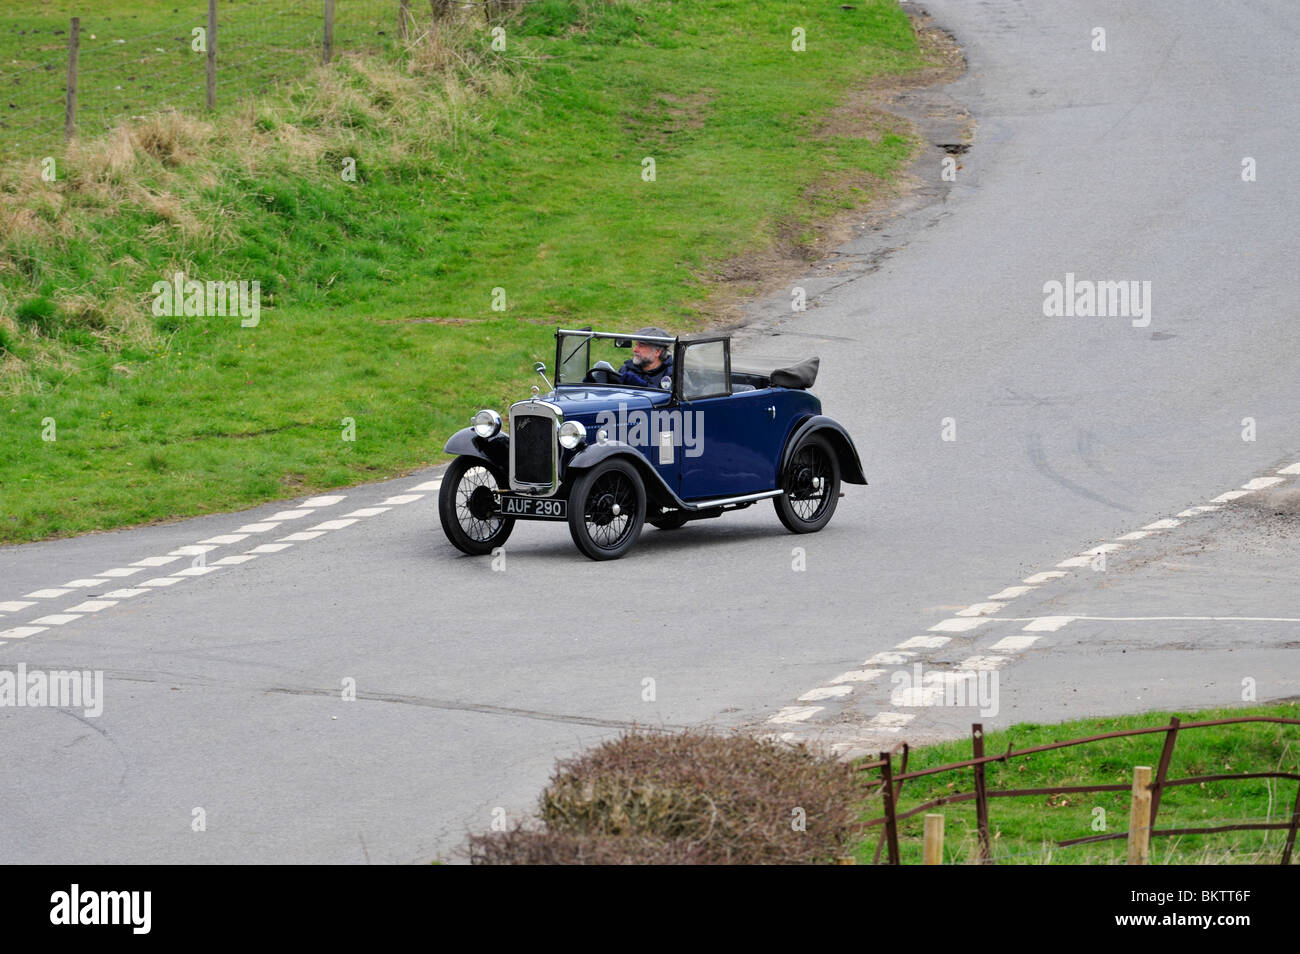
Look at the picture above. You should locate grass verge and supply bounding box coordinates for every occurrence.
[852,701,1300,864]
[0,0,946,543]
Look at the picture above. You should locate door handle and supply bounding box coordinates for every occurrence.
[766,405,776,419]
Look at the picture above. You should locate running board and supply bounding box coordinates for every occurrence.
[680,489,783,511]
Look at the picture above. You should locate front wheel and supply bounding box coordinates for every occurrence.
[438,456,514,555]
[567,459,646,560]
[773,433,840,533]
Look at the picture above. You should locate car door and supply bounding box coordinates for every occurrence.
[675,337,786,499]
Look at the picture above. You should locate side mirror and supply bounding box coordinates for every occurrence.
[533,361,546,374]
[613,338,632,348]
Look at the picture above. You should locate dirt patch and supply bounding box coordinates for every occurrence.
[690,6,971,333]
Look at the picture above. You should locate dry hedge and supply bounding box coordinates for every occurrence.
[467,730,864,865]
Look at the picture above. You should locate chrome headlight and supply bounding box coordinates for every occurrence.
[472,409,501,438]
[558,420,586,450]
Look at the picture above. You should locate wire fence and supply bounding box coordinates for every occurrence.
[0,0,441,162]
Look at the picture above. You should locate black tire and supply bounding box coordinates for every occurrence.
[567,459,646,560]
[649,510,690,531]
[773,433,840,533]
[438,456,514,555]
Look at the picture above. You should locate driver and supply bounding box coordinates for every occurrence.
[618,326,674,388]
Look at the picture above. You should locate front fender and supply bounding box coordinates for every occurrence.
[566,440,686,509]
[443,427,510,473]
[782,415,867,485]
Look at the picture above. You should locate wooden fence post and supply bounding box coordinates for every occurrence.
[879,750,901,865]
[972,723,991,864]
[923,813,944,865]
[64,17,80,142]
[206,0,217,110]
[323,0,335,64]
[1149,716,1179,826]
[1127,765,1152,864]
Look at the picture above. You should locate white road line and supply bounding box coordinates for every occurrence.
[24,588,72,599]
[1117,531,1151,541]
[1022,616,1075,631]
[897,635,951,649]
[131,556,182,567]
[236,523,281,533]
[99,567,144,578]
[63,579,109,588]
[998,615,1300,623]
[409,481,443,492]
[170,545,217,556]
[989,635,1041,652]
[272,510,314,520]
[200,534,249,545]
[103,588,148,599]
[1082,543,1123,555]
[1177,505,1221,517]
[382,494,425,505]
[1278,463,1300,475]
[865,712,914,731]
[956,601,1006,617]
[798,685,853,701]
[67,600,118,612]
[891,686,944,706]
[309,519,356,531]
[32,614,81,626]
[173,566,221,577]
[247,543,293,554]
[1242,476,1284,490]
[1142,519,1181,530]
[213,555,258,565]
[1023,571,1067,584]
[301,495,346,507]
[140,578,183,588]
[343,507,390,518]
[769,706,823,724]
[928,617,987,633]
[1211,490,1250,502]
[829,669,884,684]
[988,585,1035,600]
[0,626,46,639]
[0,601,36,612]
[864,651,914,665]
[1055,556,1093,568]
[278,531,325,542]
[957,655,1009,671]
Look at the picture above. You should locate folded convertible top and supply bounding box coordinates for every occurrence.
[732,356,819,390]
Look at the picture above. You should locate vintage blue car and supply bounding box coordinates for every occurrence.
[437,328,867,560]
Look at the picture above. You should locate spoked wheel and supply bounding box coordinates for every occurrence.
[568,460,646,560]
[773,433,840,533]
[438,456,514,555]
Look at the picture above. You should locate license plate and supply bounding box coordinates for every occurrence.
[499,494,567,519]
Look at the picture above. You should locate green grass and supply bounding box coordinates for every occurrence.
[0,0,934,543]
[851,701,1300,864]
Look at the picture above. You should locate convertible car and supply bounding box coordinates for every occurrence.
[437,328,867,560]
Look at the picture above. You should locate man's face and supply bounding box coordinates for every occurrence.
[633,341,663,370]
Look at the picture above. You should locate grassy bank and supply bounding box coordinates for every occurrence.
[0,0,938,543]
[853,702,1300,864]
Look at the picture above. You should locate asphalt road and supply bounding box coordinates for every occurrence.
[2,0,1298,863]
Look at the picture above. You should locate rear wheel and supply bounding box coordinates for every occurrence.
[773,433,840,533]
[568,460,646,560]
[438,456,514,555]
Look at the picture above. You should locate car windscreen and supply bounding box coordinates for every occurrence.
[556,334,667,386]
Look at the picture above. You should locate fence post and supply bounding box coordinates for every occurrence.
[971,723,991,864]
[1282,782,1300,866]
[64,17,80,142]
[399,0,411,40]
[1127,765,1152,865]
[923,813,944,865]
[879,749,901,865]
[1149,716,1179,826]
[206,0,217,110]
[323,0,335,64]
